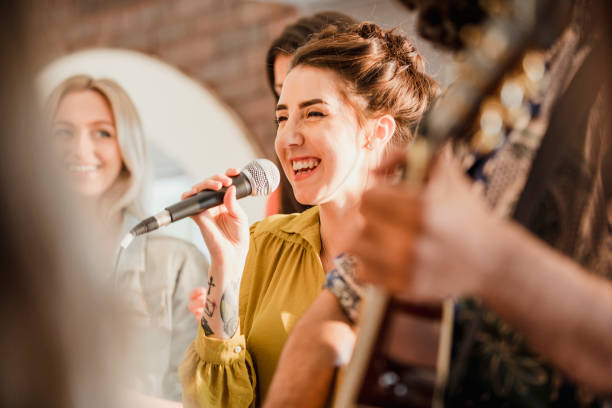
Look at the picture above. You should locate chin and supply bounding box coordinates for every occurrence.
[292,190,317,206]
[73,182,108,198]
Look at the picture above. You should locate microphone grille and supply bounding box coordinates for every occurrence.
[242,159,280,196]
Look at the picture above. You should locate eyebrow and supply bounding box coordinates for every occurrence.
[276,98,327,111]
[53,120,115,127]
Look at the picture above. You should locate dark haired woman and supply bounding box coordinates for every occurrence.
[179,22,438,408]
[264,11,356,216]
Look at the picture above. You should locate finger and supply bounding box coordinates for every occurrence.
[349,230,417,293]
[373,150,407,181]
[215,173,233,187]
[189,287,206,300]
[225,168,240,177]
[361,187,423,230]
[192,307,203,319]
[188,301,204,315]
[223,185,246,220]
[427,150,469,196]
[349,242,389,286]
[191,179,224,194]
[182,187,198,199]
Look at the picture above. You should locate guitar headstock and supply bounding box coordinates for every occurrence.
[405,0,571,186]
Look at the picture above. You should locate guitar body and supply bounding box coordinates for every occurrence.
[356,300,446,408]
[333,286,454,408]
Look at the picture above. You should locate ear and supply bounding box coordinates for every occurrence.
[369,114,396,149]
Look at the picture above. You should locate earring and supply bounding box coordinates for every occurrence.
[366,142,373,150]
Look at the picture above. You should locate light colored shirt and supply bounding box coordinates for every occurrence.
[180,206,325,407]
[115,215,209,401]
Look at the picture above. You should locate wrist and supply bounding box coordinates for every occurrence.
[208,260,243,283]
[201,268,240,340]
[471,217,514,300]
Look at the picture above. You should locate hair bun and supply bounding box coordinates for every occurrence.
[356,22,383,39]
[355,22,424,73]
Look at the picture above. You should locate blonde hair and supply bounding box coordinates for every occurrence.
[45,74,147,219]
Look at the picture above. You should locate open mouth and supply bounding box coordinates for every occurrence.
[291,158,321,177]
[67,164,100,173]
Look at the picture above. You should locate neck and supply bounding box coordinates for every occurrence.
[79,195,124,245]
[318,194,364,272]
[317,149,383,270]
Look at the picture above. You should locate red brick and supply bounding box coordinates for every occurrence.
[156,21,193,46]
[158,35,215,68]
[239,3,296,26]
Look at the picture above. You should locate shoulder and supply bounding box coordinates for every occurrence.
[250,206,319,239]
[247,206,321,254]
[250,212,298,236]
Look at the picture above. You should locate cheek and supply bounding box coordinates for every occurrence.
[274,131,282,157]
[100,139,123,171]
[51,138,69,156]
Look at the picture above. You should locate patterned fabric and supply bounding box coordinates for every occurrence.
[324,253,363,323]
[446,28,611,407]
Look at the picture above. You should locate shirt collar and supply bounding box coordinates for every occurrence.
[279,206,321,254]
[115,212,146,274]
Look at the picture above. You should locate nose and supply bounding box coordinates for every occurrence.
[276,117,304,149]
[71,129,96,160]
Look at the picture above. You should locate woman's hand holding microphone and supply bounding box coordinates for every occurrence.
[184,168,249,339]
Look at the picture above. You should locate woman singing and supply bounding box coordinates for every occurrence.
[180,22,438,407]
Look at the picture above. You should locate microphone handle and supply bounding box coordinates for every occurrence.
[165,173,252,222]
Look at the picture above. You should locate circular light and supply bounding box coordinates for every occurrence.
[522,52,546,83]
[501,80,524,109]
[480,108,504,135]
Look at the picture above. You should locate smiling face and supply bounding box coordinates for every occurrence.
[275,65,371,206]
[52,90,123,199]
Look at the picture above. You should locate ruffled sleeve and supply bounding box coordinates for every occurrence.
[179,325,256,408]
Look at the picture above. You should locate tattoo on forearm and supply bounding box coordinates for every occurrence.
[204,298,216,318]
[201,315,214,336]
[220,281,239,337]
[207,276,216,295]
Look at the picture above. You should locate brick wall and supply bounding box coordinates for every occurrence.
[35,0,298,159]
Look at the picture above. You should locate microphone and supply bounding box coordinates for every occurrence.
[119,159,280,249]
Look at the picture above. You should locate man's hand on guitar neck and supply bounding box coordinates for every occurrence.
[349,153,612,392]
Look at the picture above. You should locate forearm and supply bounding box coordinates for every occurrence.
[479,221,612,391]
[264,290,355,408]
[201,264,240,339]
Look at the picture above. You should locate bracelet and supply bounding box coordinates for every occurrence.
[323,253,364,324]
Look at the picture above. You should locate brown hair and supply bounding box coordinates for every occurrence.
[292,22,440,148]
[266,11,357,101]
[266,12,357,215]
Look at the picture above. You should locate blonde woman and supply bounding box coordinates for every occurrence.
[46,75,209,401]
